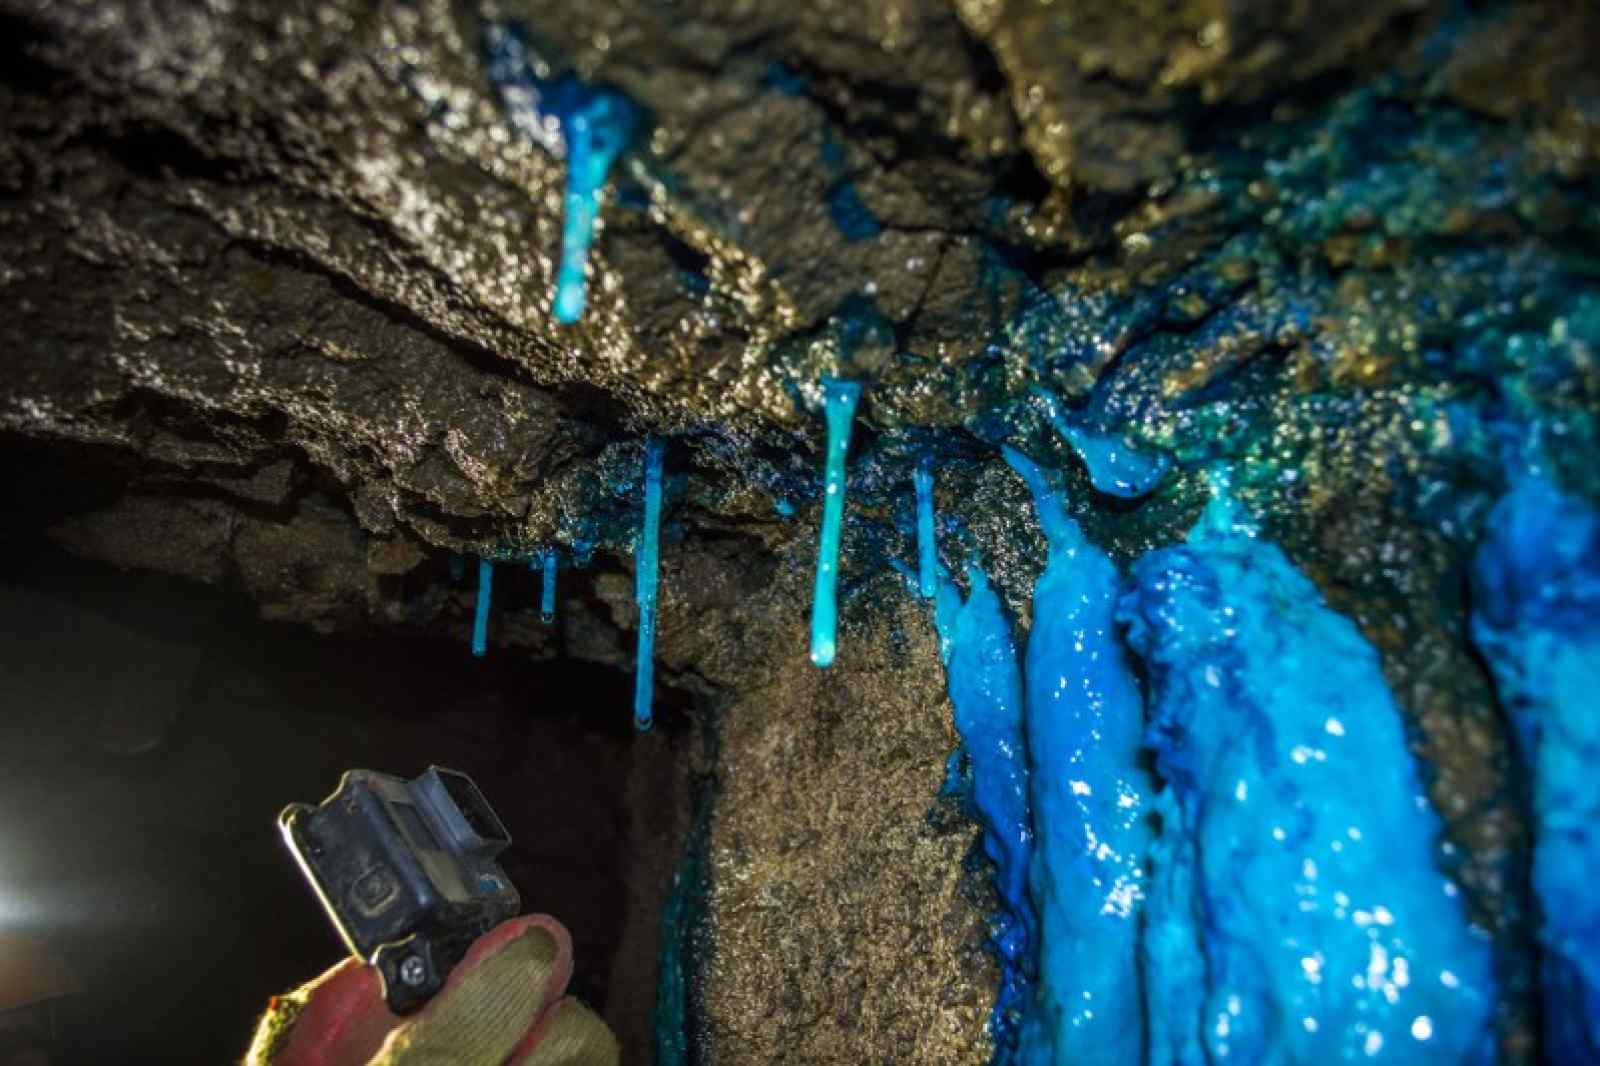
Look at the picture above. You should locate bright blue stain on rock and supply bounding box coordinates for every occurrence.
[1030,387,1170,499]
[810,377,863,668]
[1001,445,1152,1066]
[826,182,883,243]
[819,118,882,242]
[654,786,714,1066]
[483,21,641,325]
[472,557,493,659]
[538,546,558,623]
[774,497,796,518]
[1119,487,1497,1066]
[914,455,937,598]
[760,61,808,98]
[1469,478,1600,1065]
[634,437,665,730]
[936,561,1036,1057]
[760,62,882,242]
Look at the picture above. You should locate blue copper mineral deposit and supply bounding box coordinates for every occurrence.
[538,546,559,623]
[914,455,937,598]
[935,562,1035,1052]
[1002,446,1152,1066]
[1030,387,1170,499]
[472,556,493,658]
[1121,487,1498,1065]
[484,21,641,325]
[635,437,665,730]
[810,377,863,668]
[1471,478,1600,1065]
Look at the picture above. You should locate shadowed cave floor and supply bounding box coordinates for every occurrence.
[0,529,692,1065]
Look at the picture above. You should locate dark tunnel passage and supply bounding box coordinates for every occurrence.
[0,528,695,1064]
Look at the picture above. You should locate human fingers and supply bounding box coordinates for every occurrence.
[363,916,572,1066]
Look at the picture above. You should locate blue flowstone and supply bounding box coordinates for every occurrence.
[934,562,1035,1054]
[1470,478,1600,1065]
[1031,387,1170,499]
[634,438,665,730]
[1002,446,1152,1066]
[810,377,863,668]
[1119,488,1497,1065]
[483,21,641,325]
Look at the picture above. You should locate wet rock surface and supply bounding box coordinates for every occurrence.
[2,0,1599,1062]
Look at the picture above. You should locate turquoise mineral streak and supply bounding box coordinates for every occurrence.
[939,562,1036,1051]
[537,547,558,623]
[1001,446,1152,1066]
[654,789,713,1066]
[634,438,665,731]
[809,377,863,668]
[1031,387,1170,499]
[914,455,937,598]
[472,557,493,659]
[932,569,960,664]
[1119,490,1497,1066]
[482,22,640,326]
[1470,478,1600,1064]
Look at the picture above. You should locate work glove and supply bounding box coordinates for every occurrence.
[243,915,617,1066]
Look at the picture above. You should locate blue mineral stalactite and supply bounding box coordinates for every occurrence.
[1001,446,1152,1066]
[914,454,937,599]
[483,22,641,325]
[472,557,494,659]
[1469,478,1600,1065]
[634,437,665,730]
[810,377,863,668]
[539,546,559,623]
[938,562,1036,1054]
[1030,387,1170,498]
[552,90,637,323]
[1119,483,1497,1065]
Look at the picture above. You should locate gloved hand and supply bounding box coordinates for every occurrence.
[244,916,618,1066]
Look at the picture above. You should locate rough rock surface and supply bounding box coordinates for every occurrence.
[660,562,995,1063]
[3,0,1599,1062]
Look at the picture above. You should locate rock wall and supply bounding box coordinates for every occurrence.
[3,0,1599,1062]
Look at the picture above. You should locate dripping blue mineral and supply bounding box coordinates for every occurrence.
[540,546,558,623]
[634,438,665,730]
[937,561,1035,1053]
[1030,386,1170,499]
[914,454,936,599]
[1119,482,1497,1064]
[1002,444,1152,1066]
[1470,478,1600,1062]
[553,89,637,323]
[472,557,494,658]
[809,377,863,667]
[481,21,639,325]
